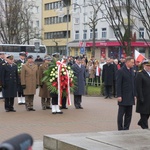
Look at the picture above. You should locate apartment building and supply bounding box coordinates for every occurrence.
[42,0,72,55]
[42,0,150,59]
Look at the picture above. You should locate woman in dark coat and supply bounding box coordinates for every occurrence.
[72,56,86,109]
[135,61,150,129]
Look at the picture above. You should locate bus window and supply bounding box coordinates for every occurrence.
[13,46,20,52]
[39,47,46,53]
[20,46,26,52]
[26,46,35,53]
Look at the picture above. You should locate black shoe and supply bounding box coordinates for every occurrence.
[52,112,57,114]
[105,96,108,99]
[109,96,112,99]
[46,107,51,109]
[30,108,36,111]
[60,107,68,109]
[138,120,142,126]
[10,109,16,112]
[79,106,83,109]
[56,111,63,114]
[26,108,30,111]
[6,109,10,112]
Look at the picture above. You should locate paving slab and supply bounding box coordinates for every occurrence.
[43,129,150,150]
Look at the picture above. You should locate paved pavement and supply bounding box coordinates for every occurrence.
[0,89,144,149]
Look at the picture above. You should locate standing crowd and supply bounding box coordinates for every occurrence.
[0,51,150,130]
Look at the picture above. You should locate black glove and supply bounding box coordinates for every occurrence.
[22,85,26,89]
[40,85,43,88]
[36,85,38,89]
[0,86,2,91]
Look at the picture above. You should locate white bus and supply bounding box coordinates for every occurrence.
[0,44,47,60]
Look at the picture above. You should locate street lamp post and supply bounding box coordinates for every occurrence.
[60,0,81,57]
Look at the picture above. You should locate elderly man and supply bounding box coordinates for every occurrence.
[21,55,38,111]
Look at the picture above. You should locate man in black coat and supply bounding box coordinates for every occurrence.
[116,56,136,130]
[72,56,86,109]
[135,60,150,129]
[1,55,18,112]
[102,58,115,99]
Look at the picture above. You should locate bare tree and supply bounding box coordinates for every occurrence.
[131,0,150,44]
[100,0,133,56]
[0,0,41,44]
[85,0,103,57]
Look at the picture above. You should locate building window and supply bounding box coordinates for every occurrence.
[75,31,79,40]
[83,30,87,40]
[101,28,107,39]
[36,21,39,27]
[139,28,144,39]
[74,18,80,24]
[114,30,119,38]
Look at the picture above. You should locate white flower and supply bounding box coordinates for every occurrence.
[63,72,66,75]
[67,66,71,70]
[61,68,64,72]
[50,79,53,82]
[52,73,55,76]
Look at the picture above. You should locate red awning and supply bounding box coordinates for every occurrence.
[86,41,150,47]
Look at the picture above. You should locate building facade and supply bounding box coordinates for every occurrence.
[42,0,72,55]
[42,0,150,60]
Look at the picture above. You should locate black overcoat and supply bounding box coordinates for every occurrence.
[102,63,115,85]
[72,63,86,95]
[135,70,150,114]
[116,65,135,106]
[1,63,18,98]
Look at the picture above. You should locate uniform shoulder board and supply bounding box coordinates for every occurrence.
[138,70,142,72]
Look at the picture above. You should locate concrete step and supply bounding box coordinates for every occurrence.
[43,129,150,150]
[33,140,43,150]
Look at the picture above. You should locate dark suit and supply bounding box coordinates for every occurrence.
[135,70,150,129]
[116,65,135,130]
[1,63,18,111]
[102,63,115,98]
[72,63,86,108]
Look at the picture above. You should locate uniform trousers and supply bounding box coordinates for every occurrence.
[25,95,34,109]
[5,97,14,110]
[18,91,25,97]
[138,114,150,129]
[117,105,133,130]
[74,95,82,108]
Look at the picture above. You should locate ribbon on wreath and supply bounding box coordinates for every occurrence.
[56,61,71,106]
